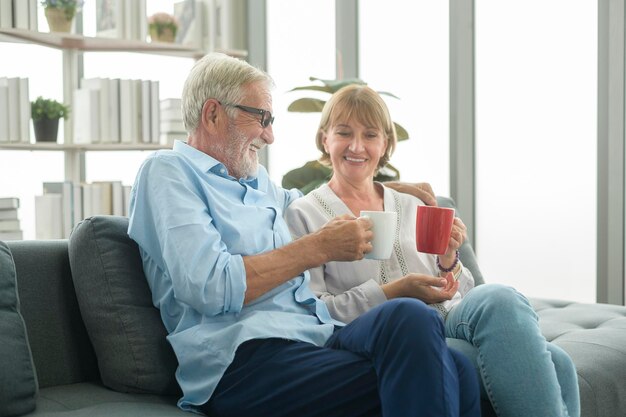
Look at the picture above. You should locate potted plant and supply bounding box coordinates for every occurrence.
[41,0,84,33]
[31,96,70,143]
[148,12,179,43]
[282,77,408,193]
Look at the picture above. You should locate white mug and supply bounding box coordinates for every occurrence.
[360,210,397,260]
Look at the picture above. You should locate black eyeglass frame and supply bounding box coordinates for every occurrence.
[220,101,274,128]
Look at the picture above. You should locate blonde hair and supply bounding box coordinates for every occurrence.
[315,84,397,169]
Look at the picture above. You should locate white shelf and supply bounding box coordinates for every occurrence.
[0,142,171,151]
[0,28,248,59]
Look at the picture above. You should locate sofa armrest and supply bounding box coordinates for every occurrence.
[8,239,99,388]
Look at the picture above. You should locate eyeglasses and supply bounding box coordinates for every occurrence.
[220,101,274,128]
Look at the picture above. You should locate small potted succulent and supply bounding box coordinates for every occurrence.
[148,12,179,43]
[31,96,70,143]
[40,0,84,33]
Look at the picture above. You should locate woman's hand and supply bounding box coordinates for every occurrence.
[385,182,437,206]
[381,272,459,304]
[438,217,467,269]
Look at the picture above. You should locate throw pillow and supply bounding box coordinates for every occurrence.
[68,215,180,395]
[0,241,38,417]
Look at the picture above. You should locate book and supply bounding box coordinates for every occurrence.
[73,183,83,225]
[137,0,147,42]
[35,194,63,239]
[0,0,12,29]
[0,77,20,142]
[123,0,136,40]
[18,77,30,143]
[0,209,18,220]
[111,181,124,216]
[73,88,101,144]
[119,79,138,143]
[123,0,147,41]
[0,230,22,241]
[81,78,110,143]
[0,85,9,142]
[12,0,29,29]
[174,0,202,48]
[0,219,20,231]
[82,182,112,218]
[93,181,113,215]
[200,0,215,51]
[160,107,182,121]
[0,197,19,210]
[27,0,37,31]
[122,185,132,217]
[108,78,121,143]
[43,181,74,238]
[160,120,185,133]
[150,80,160,144]
[81,183,94,218]
[160,98,182,110]
[140,79,151,143]
[96,0,125,38]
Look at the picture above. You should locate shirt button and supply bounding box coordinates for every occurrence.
[220,169,225,174]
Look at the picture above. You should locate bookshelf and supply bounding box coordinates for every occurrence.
[0,28,247,184]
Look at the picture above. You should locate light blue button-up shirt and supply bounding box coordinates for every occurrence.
[128,141,343,411]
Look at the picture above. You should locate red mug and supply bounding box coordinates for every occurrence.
[416,205,455,255]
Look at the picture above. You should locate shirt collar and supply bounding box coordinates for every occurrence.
[172,140,260,187]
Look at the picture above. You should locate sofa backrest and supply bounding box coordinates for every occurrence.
[7,239,99,389]
[68,215,180,395]
[4,195,483,392]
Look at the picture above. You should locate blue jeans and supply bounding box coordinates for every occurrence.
[445,284,580,417]
[203,298,480,417]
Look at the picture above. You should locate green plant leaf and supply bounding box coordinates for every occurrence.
[377,91,400,100]
[309,77,367,92]
[282,160,332,192]
[375,162,401,182]
[394,122,409,141]
[31,96,70,121]
[287,85,335,94]
[281,159,401,194]
[287,98,326,113]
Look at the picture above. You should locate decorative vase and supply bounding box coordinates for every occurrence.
[45,7,73,33]
[149,26,176,43]
[33,118,60,143]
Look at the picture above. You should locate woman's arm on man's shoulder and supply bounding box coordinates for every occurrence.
[384,182,437,206]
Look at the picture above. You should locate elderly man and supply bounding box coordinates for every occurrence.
[128,52,480,417]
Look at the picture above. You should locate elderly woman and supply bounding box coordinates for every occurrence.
[285,84,580,417]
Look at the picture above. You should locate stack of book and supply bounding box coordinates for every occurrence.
[35,180,132,239]
[73,77,160,145]
[0,0,38,31]
[0,197,23,241]
[160,98,185,145]
[0,77,30,144]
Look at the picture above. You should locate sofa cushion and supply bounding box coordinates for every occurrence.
[68,216,180,395]
[0,241,38,417]
[532,298,626,417]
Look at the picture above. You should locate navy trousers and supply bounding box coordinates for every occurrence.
[201,298,481,417]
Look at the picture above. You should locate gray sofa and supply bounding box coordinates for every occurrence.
[1,203,625,417]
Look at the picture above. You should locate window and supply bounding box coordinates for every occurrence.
[475,0,597,302]
[266,0,335,185]
[360,0,450,194]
